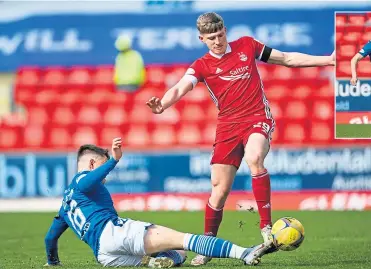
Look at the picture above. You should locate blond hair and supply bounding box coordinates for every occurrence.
[196,12,224,34]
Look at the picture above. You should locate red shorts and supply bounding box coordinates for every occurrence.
[210,118,275,169]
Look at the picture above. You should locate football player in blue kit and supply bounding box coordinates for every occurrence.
[44,137,272,267]
[350,40,371,86]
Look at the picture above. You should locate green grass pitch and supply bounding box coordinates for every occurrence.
[0,211,370,269]
[336,124,371,138]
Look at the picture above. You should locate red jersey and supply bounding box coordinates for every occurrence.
[185,36,273,123]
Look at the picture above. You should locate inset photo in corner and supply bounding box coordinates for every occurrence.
[335,12,371,139]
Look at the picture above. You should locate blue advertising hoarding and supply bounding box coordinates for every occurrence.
[0,9,338,71]
[336,80,371,112]
[1,148,371,198]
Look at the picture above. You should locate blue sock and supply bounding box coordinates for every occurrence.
[156,250,185,265]
[183,234,252,259]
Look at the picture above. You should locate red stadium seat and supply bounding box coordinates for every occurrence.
[342,31,362,42]
[72,126,99,147]
[23,125,45,147]
[27,106,49,125]
[126,125,150,147]
[42,66,66,86]
[337,43,357,59]
[309,120,332,144]
[205,103,218,121]
[272,66,295,80]
[284,100,309,119]
[146,66,166,86]
[291,85,312,99]
[202,123,217,144]
[336,60,352,77]
[0,125,22,148]
[180,104,205,122]
[282,121,308,144]
[361,30,371,44]
[67,66,93,86]
[152,107,180,123]
[52,106,75,125]
[177,123,202,145]
[348,14,366,26]
[93,65,114,86]
[103,106,128,125]
[268,101,283,120]
[49,127,72,148]
[77,106,102,125]
[336,14,348,27]
[336,32,344,43]
[100,126,123,147]
[16,67,41,86]
[151,124,176,146]
[358,60,370,77]
[129,105,154,123]
[312,99,333,121]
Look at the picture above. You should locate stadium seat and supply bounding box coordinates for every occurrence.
[177,123,202,145]
[103,106,128,125]
[93,65,114,86]
[129,104,154,123]
[361,30,371,44]
[180,104,205,122]
[337,43,358,59]
[342,31,362,43]
[67,66,93,86]
[312,99,333,120]
[26,106,49,125]
[268,101,283,120]
[284,100,309,119]
[336,14,347,28]
[42,67,66,86]
[72,126,99,148]
[336,60,352,77]
[272,66,295,80]
[146,66,166,86]
[126,125,150,147]
[48,127,72,148]
[152,107,180,123]
[151,124,176,146]
[282,121,308,144]
[358,60,370,77]
[100,126,123,147]
[0,125,22,149]
[202,123,217,144]
[52,106,75,125]
[16,67,41,86]
[348,14,366,26]
[336,32,344,43]
[23,125,45,147]
[291,85,312,99]
[77,106,102,125]
[309,120,332,144]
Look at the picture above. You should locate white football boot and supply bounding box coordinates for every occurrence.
[242,243,272,266]
[141,256,175,268]
[190,255,212,266]
[261,225,274,245]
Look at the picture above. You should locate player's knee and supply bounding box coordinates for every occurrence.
[211,182,230,201]
[245,151,264,168]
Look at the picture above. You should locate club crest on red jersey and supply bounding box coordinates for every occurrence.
[238,52,248,61]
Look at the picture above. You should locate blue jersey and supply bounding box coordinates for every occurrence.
[359,41,371,60]
[44,157,120,264]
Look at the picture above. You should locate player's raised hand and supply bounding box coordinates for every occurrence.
[350,77,358,86]
[146,97,164,114]
[111,137,123,161]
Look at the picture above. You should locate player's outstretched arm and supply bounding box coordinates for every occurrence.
[350,53,364,86]
[146,77,194,114]
[44,213,68,266]
[267,49,335,68]
[77,138,122,192]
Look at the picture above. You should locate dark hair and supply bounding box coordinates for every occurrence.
[77,144,110,162]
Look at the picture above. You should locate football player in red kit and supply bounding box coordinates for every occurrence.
[147,12,334,266]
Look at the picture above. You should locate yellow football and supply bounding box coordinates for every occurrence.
[272,217,305,251]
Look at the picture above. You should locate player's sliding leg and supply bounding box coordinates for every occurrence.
[144,224,270,266]
[191,164,237,266]
[244,133,273,245]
